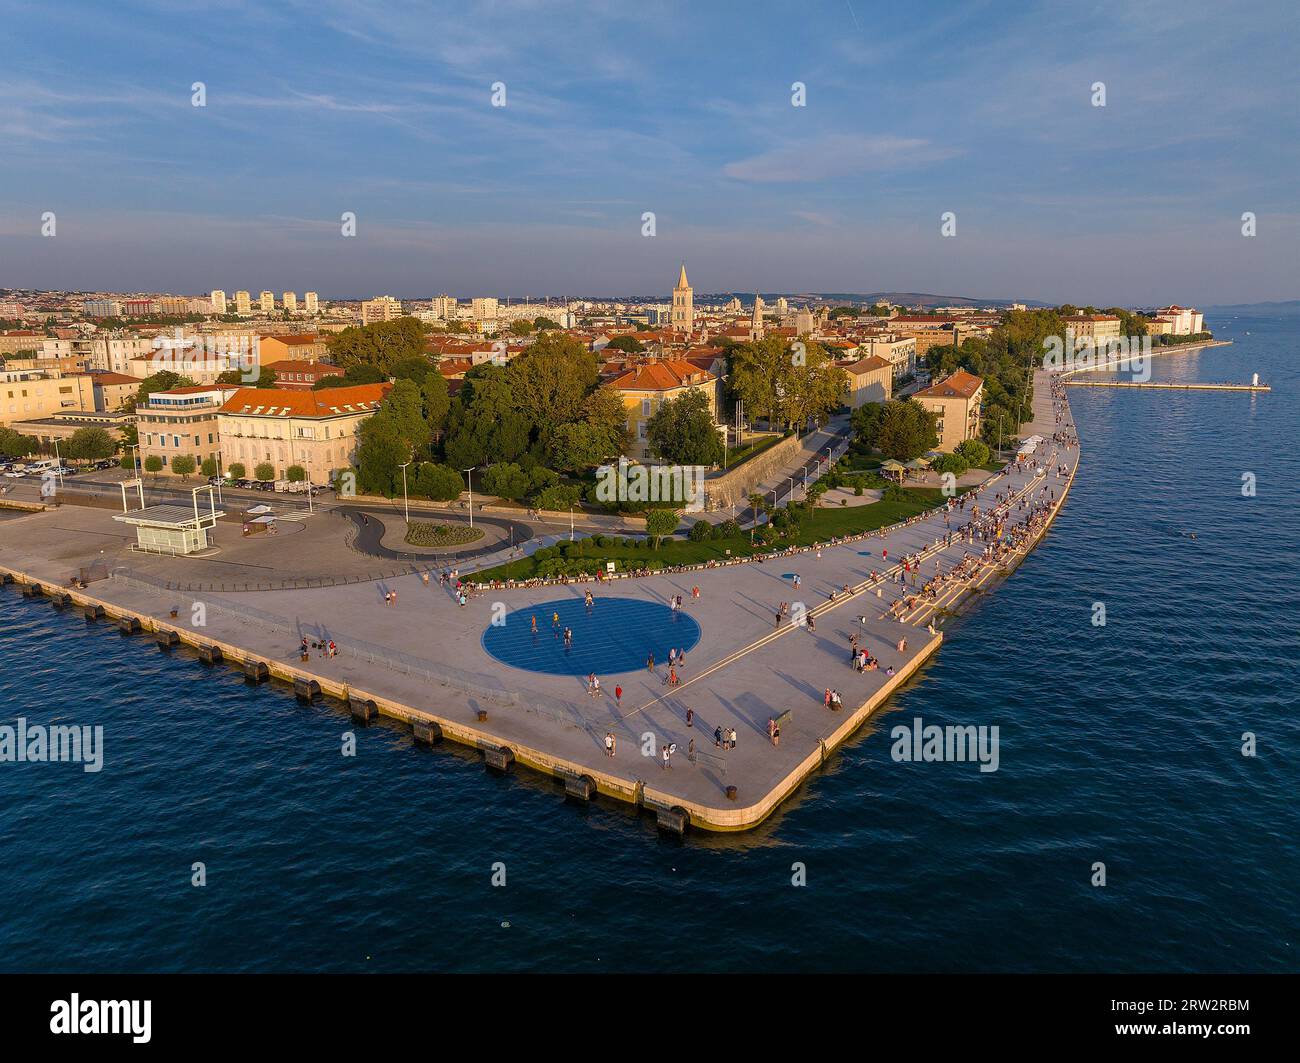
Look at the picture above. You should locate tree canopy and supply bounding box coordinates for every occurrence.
[327,317,428,376]
[646,387,724,466]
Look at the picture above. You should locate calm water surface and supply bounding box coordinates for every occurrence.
[1,309,1296,972]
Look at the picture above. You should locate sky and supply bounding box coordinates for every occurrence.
[1,0,1297,305]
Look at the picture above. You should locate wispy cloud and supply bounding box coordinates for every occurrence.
[724,135,959,183]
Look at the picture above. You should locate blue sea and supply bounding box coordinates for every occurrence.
[1,309,1296,972]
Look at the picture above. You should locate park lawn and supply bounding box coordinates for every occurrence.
[473,487,948,582]
[723,433,782,468]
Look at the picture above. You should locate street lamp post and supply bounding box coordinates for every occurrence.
[398,462,411,525]
[127,444,145,508]
[462,467,476,529]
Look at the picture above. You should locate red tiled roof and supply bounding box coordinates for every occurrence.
[916,369,983,399]
[219,383,392,417]
[843,355,892,374]
[608,358,716,392]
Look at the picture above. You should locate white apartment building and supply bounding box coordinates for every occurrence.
[259,291,275,314]
[234,291,251,315]
[282,292,298,313]
[360,296,402,325]
[210,290,228,314]
[304,291,319,313]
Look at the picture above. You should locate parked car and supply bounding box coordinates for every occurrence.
[208,475,229,487]
[257,480,275,492]
[233,478,252,489]
[94,459,117,470]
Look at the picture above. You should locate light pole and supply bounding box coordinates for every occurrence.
[398,461,411,525]
[127,444,145,508]
[462,467,476,529]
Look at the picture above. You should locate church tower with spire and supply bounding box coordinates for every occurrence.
[671,263,694,334]
[749,294,766,341]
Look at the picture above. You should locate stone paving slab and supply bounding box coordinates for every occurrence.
[0,371,1077,830]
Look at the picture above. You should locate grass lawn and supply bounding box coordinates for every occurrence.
[473,487,949,581]
[723,434,782,469]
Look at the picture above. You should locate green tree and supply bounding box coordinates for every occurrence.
[646,388,724,466]
[286,465,306,483]
[355,416,407,496]
[201,457,219,478]
[954,439,990,466]
[421,372,451,439]
[390,355,432,383]
[875,399,939,460]
[64,427,116,462]
[254,462,276,482]
[413,462,465,502]
[135,371,196,405]
[228,462,246,479]
[314,363,383,388]
[645,508,679,548]
[850,402,886,451]
[481,462,530,499]
[327,318,427,376]
[535,483,582,512]
[143,454,164,478]
[0,427,39,457]
[604,334,645,354]
[217,366,276,387]
[505,332,598,435]
[170,454,197,480]
[507,319,534,336]
[533,316,560,331]
[381,378,432,455]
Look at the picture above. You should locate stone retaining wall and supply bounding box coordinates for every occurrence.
[704,434,801,510]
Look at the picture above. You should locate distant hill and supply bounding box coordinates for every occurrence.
[817,292,1054,309]
[697,292,1052,309]
[1204,299,1300,312]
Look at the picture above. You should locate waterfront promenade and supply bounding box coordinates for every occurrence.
[0,371,1079,832]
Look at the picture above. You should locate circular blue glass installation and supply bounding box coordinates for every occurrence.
[481,597,701,677]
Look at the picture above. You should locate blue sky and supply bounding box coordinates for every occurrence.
[1,0,1297,304]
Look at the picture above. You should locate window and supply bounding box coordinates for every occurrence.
[641,398,651,417]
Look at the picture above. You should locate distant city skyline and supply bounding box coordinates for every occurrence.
[1,0,1296,306]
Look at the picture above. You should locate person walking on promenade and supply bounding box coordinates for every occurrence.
[775,609,782,628]
[768,717,777,746]
[685,707,694,728]
[604,732,616,757]
[614,684,623,708]
[714,725,723,748]
[662,744,673,770]
[807,613,816,633]
[824,687,832,709]
[647,652,655,672]
[728,727,737,751]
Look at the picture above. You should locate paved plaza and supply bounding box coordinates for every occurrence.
[0,371,1079,829]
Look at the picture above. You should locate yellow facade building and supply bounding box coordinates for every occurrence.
[914,369,984,452]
